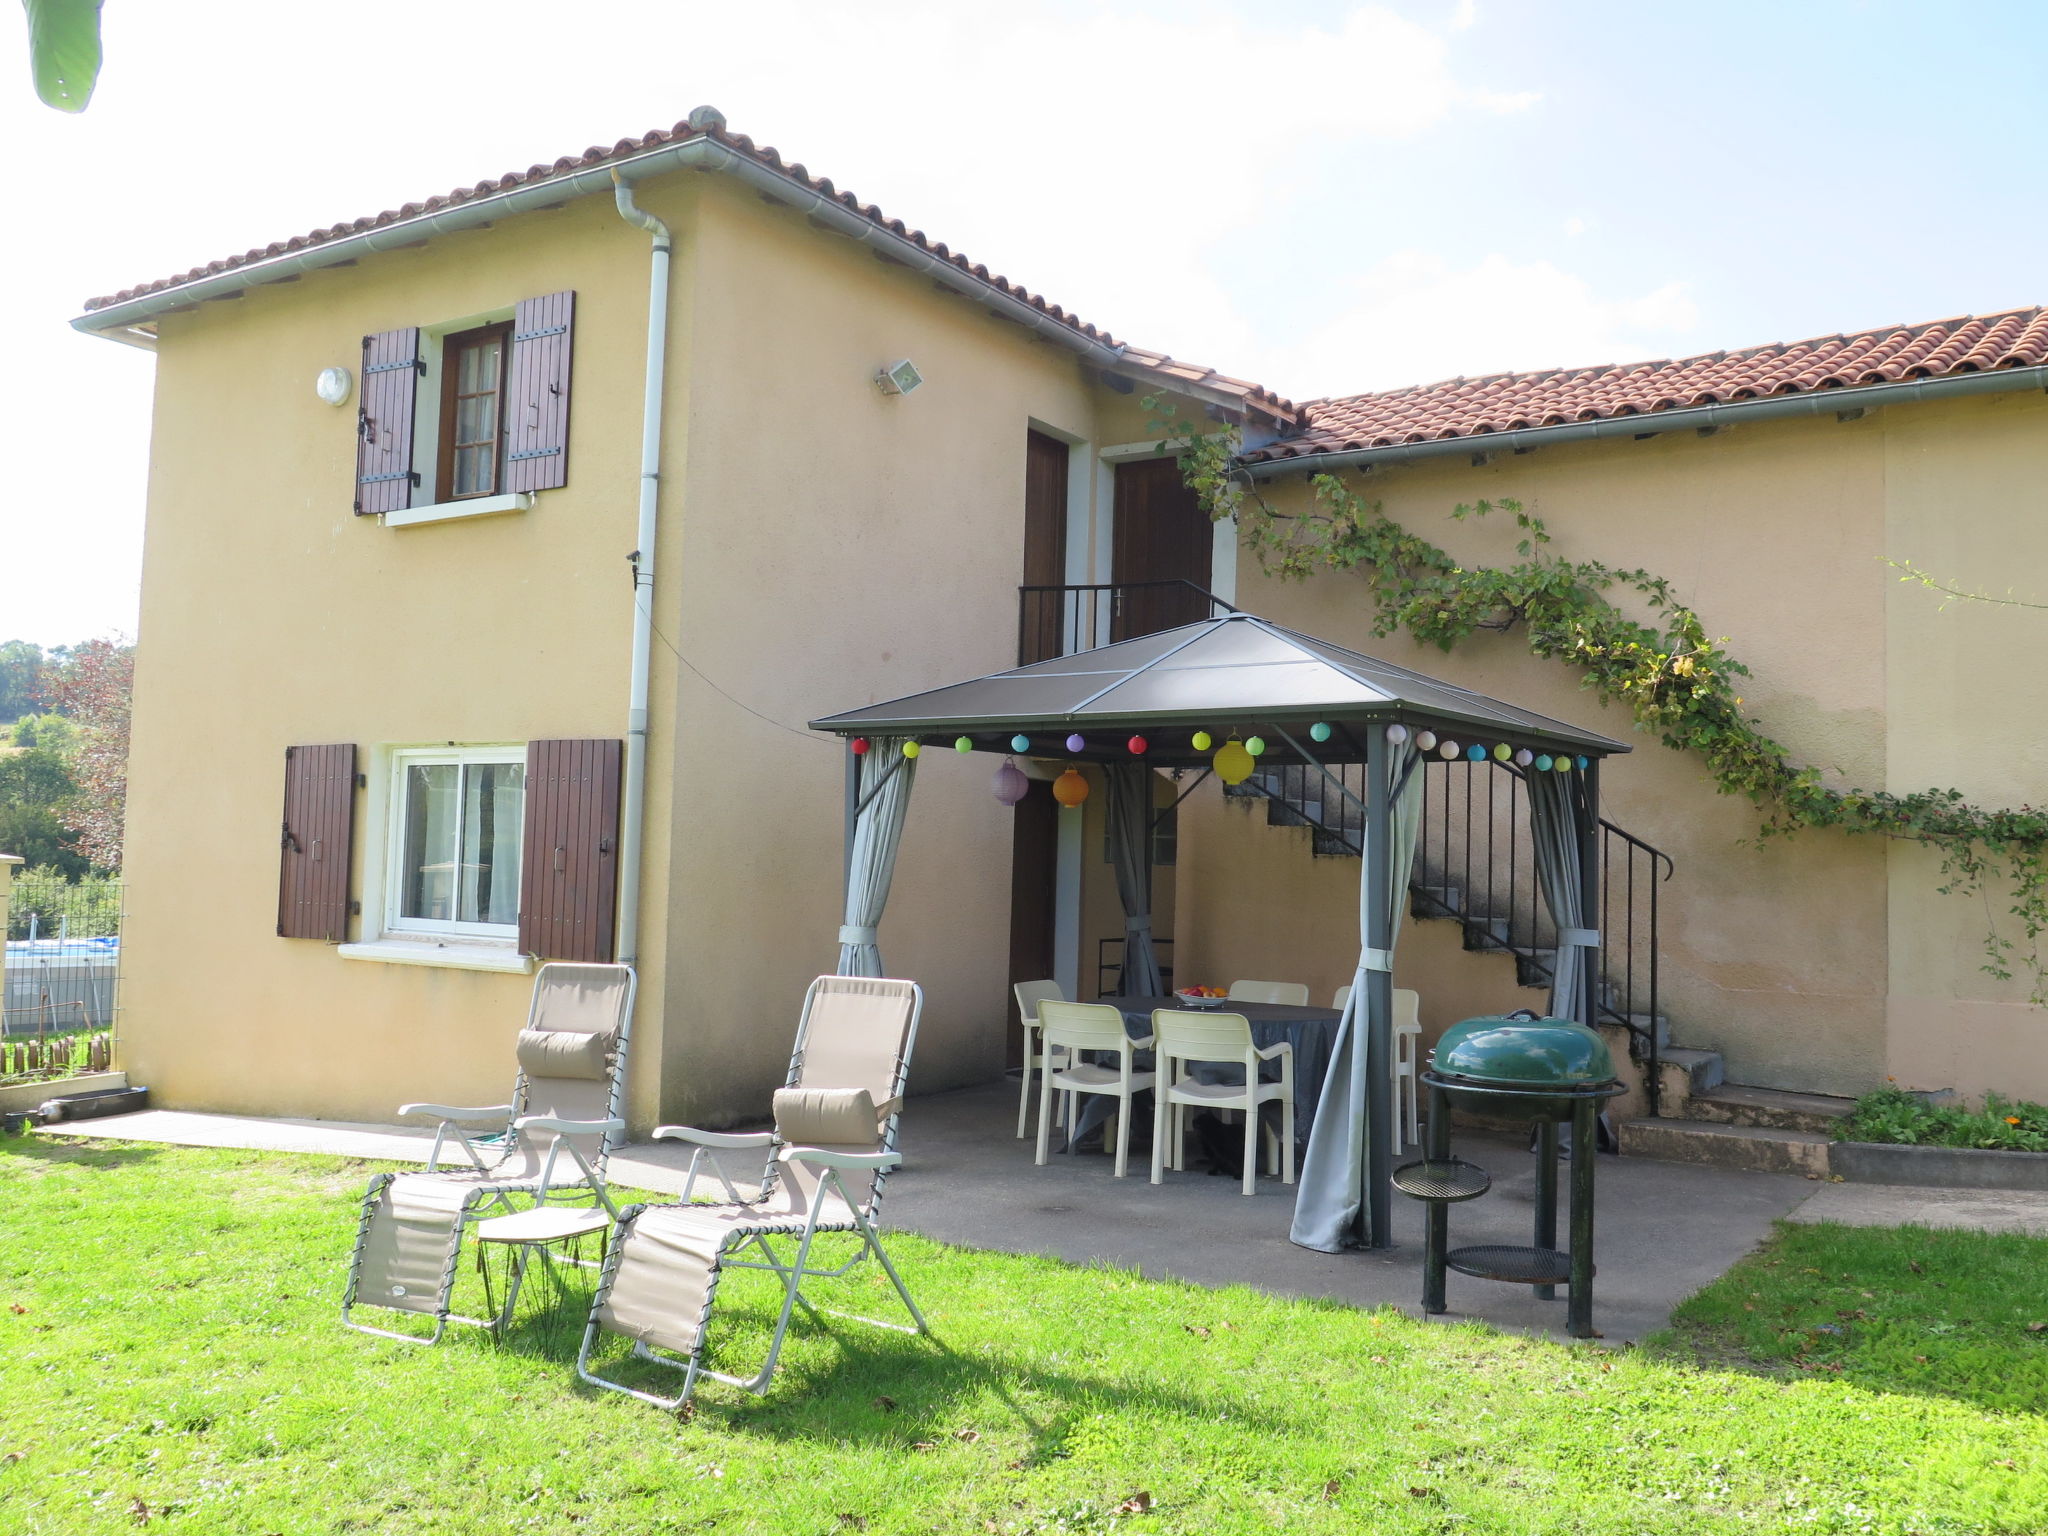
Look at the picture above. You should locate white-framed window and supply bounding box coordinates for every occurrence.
[383,745,526,940]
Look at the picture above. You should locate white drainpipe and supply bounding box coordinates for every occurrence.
[609,168,673,973]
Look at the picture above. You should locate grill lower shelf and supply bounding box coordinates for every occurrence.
[1445,1244,1583,1286]
[1391,1159,1491,1203]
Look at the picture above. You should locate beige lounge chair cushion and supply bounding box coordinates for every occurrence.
[516,1027,613,1081]
[772,1086,879,1147]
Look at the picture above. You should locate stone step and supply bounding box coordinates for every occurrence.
[1687,1084,1854,1137]
[1618,1117,1832,1177]
[1657,1046,1724,1099]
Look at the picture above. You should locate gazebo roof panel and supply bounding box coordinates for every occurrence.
[810,613,1629,755]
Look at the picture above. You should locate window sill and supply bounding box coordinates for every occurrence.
[336,939,533,974]
[384,492,532,529]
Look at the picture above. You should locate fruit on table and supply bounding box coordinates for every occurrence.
[1177,985,1227,998]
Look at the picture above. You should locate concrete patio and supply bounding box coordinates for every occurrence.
[42,1077,2048,1344]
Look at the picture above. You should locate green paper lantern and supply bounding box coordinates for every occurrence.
[1493,743,1512,762]
[1535,754,1553,772]
[954,736,973,753]
[1192,730,1213,752]
[902,741,921,759]
[1247,736,1267,757]
[1310,721,1333,743]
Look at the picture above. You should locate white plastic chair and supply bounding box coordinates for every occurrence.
[1228,979,1310,1006]
[1150,1009,1295,1196]
[1034,1001,1155,1178]
[1333,983,1422,1150]
[1012,980,1067,1139]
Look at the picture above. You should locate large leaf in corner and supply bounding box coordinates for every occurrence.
[23,0,103,112]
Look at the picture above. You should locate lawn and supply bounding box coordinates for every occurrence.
[2,1136,2044,1535]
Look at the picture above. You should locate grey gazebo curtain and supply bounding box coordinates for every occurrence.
[1290,738,1422,1253]
[836,739,918,978]
[1103,763,1164,997]
[1525,769,1596,1023]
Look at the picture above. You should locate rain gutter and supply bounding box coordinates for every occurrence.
[69,130,1266,412]
[609,169,672,977]
[1241,363,2048,479]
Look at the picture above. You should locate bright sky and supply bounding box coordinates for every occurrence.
[4,0,2047,648]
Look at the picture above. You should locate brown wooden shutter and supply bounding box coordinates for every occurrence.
[518,738,621,961]
[503,292,575,493]
[277,744,357,940]
[355,327,421,515]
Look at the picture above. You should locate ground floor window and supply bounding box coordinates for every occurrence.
[387,746,525,938]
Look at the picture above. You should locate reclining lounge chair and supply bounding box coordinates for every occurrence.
[576,974,923,1410]
[341,961,636,1342]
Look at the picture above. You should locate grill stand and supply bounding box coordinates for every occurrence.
[1412,1073,1621,1339]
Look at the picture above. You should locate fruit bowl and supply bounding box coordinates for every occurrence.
[1174,988,1226,1009]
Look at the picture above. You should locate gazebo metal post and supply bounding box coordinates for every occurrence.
[1363,740,1395,1249]
[841,744,858,893]
[1576,758,1603,1032]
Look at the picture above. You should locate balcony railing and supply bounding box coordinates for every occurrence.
[1017,581,1239,665]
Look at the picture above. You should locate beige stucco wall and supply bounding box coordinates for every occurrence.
[651,176,1148,1121]
[1880,392,2048,1099]
[119,193,672,1126]
[1175,399,2048,1100]
[115,154,1230,1132]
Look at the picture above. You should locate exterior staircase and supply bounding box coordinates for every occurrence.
[1231,758,1857,1175]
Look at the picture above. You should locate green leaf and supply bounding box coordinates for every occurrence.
[23,0,102,112]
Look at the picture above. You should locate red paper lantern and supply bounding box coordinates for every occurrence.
[1127,735,1148,755]
[850,737,870,756]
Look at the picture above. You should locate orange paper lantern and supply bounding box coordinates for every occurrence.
[1052,767,1090,808]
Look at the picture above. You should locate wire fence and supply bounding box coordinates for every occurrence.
[4,872,120,1083]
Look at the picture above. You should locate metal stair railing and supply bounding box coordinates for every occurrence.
[1016,581,1239,665]
[1229,757,1676,1115]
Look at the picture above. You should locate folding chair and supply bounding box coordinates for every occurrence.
[576,975,924,1410]
[341,962,636,1343]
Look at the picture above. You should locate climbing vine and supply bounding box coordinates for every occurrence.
[1148,399,2048,1002]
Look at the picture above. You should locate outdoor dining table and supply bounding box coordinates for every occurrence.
[1113,997,1341,1142]
[1054,996,1343,1156]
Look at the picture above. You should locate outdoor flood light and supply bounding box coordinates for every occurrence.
[315,365,354,405]
[875,358,923,396]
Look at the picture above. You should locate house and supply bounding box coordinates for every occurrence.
[75,106,2048,1142]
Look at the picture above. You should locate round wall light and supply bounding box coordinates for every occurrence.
[315,366,354,406]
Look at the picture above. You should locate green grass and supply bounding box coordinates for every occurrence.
[3,1136,2046,1535]
[1654,1221,2048,1414]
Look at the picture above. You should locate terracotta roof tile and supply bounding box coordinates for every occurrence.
[81,112,1296,420]
[1250,307,2048,463]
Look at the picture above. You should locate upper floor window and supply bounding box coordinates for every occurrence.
[354,290,576,518]
[439,322,513,500]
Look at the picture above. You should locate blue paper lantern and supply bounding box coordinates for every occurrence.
[1577,755,1590,770]
[1011,735,1031,753]
[1466,743,1487,762]
[1534,754,1553,772]
[1310,721,1333,743]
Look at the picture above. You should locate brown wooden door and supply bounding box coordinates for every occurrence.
[1111,457,1212,641]
[1020,431,1070,663]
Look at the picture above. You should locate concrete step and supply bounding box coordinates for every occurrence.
[1687,1084,1854,1137]
[1657,1046,1724,1100]
[1618,1117,1832,1177]
[1623,1013,1673,1051]
[1412,884,1464,918]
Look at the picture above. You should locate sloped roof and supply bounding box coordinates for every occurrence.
[810,612,1628,762]
[1249,307,2048,463]
[77,109,1295,421]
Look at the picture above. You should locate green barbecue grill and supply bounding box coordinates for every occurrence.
[1396,1008,1624,1338]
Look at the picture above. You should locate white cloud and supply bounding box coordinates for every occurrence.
[1452,0,1479,30]
[1564,216,1587,237]
[1258,250,1700,399]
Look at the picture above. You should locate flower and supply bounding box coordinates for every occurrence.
[2007,1116,2023,1126]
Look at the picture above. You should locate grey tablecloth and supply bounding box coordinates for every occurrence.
[1054,997,1341,1154]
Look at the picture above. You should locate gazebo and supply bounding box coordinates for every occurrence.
[810,612,1629,1253]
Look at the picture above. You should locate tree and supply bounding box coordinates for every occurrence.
[21,0,102,111]
[0,742,87,878]
[38,639,130,870]
[0,640,45,724]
